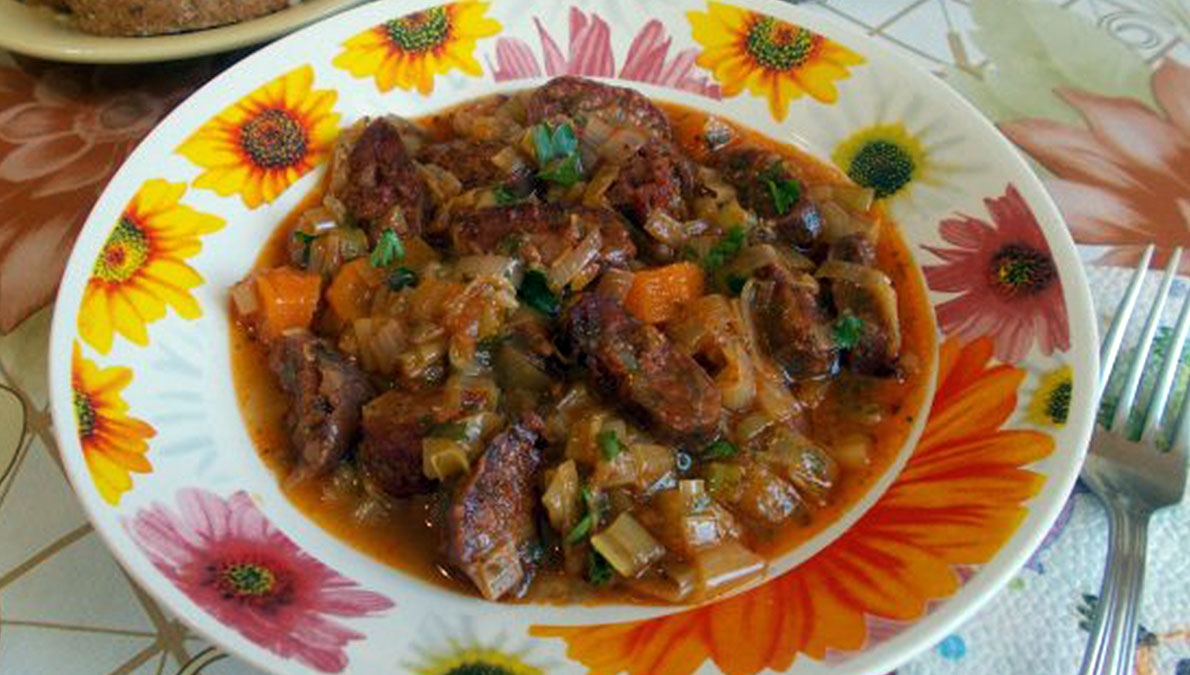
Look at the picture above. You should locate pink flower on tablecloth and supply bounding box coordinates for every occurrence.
[923,184,1070,363]
[487,7,721,98]
[0,61,210,333]
[1000,59,1190,274]
[126,488,393,673]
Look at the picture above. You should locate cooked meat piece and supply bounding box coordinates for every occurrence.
[418,139,529,191]
[828,234,877,266]
[831,276,901,377]
[755,267,838,380]
[450,202,636,270]
[565,293,721,444]
[335,118,432,242]
[713,147,819,249]
[357,390,438,499]
[446,415,544,600]
[268,331,374,478]
[527,76,672,140]
[65,0,287,36]
[605,142,694,225]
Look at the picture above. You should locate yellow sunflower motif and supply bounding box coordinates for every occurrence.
[1027,365,1073,428]
[78,179,225,354]
[72,342,156,505]
[406,619,546,675]
[177,65,339,209]
[687,1,864,121]
[334,2,502,95]
[833,122,931,201]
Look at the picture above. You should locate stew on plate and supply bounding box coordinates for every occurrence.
[229,76,933,604]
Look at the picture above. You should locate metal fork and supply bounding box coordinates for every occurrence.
[1078,245,1190,675]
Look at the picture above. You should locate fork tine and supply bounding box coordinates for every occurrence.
[1141,260,1190,445]
[1110,248,1181,433]
[1098,245,1156,401]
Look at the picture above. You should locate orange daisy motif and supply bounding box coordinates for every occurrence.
[334,2,502,95]
[78,179,224,354]
[532,336,1055,675]
[687,1,864,121]
[177,65,339,209]
[72,342,156,505]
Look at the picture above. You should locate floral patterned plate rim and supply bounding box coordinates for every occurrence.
[0,0,367,64]
[47,0,1098,673]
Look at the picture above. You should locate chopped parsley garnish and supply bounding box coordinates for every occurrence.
[369,230,405,268]
[587,550,614,586]
[518,269,561,317]
[538,153,584,187]
[703,225,747,271]
[531,122,583,187]
[493,185,521,205]
[761,162,802,215]
[726,273,748,295]
[387,266,418,291]
[431,420,469,441]
[566,512,594,545]
[702,440,738,460]
[597,429,627,461]
[833,314,865,350]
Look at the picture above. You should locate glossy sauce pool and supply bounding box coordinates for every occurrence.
[229,101,936,604]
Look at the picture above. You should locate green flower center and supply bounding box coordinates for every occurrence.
[207,558,292,605]
[988,243,1057,299]
[445,665,516,675]
[745,17,820,72]
[1046,380,1071,425]
[846,139,916,198]
[240,108,308,170]
[386,8,451,53]
[94,216,150,283]
[73,389,96,439]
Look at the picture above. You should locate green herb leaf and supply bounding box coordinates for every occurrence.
[833,314,865,350]
[387,266,418,291]
[702,440,738,460]
[704,225,747,271]
[566,513,594,545]
[761,162,802,215]
[431,421,469,441]
[597,429,626,461]
[369,230,405,268]
[552,123,578,157]
[493,185,521,205]
[538,153,583,187]
[518,269,561,317]
[587,550,614,586]
[726,273,748,295]
[531,124,556,163]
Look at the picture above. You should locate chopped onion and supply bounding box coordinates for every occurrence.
[693,541,765,597]
[422,437,471,481]
[718,340,756,411]
[230,279,259,318]
[591,513,666,578]
[491,145,530,176]
[547,229,602,291]
[626,561,696,603]
[816,259,894,288]
[542,460,581,534]
[596,268,635,302]
[643,211,686,246]
[581,115,648,164]
[416,162,463,206]
[472,540,525,600]
[583,164,621,207]
[819,201,878,243]
[832,432,873,471]
[451,255,524,287]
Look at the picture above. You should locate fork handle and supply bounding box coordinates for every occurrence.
[1078,503,1151,675]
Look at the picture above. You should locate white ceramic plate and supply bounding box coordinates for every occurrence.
[0,0,366,64]
[49,1,1097,673]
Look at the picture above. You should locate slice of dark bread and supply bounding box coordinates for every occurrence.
[65,0,292,36]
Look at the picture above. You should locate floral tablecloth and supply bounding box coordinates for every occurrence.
[1,0,1189,673]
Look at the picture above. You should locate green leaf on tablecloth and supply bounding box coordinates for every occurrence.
[945,0,1154,125]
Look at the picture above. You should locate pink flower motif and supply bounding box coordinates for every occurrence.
[126,489,393,673]
[923,184,1071,363]
[999,59,1190,274]
[488,7,721,99]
